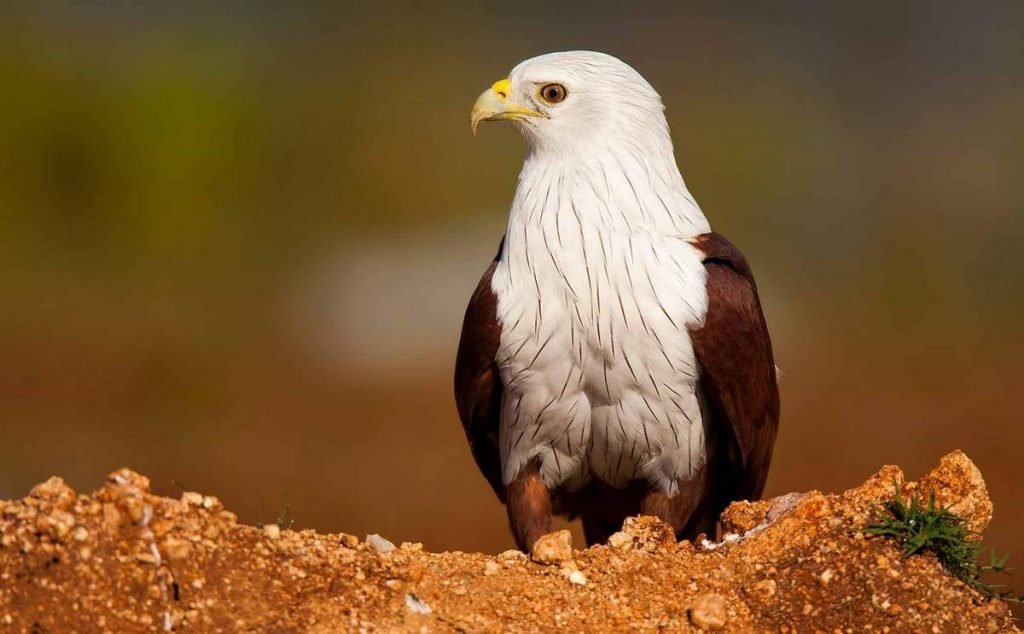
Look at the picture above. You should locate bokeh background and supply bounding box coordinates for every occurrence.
[2,0,1022,610]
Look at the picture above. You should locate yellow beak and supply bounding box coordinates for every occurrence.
[470,78,546,135]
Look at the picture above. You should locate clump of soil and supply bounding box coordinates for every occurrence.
[0,452,1017,632]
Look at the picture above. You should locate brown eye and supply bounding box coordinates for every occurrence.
[539,83,567,104]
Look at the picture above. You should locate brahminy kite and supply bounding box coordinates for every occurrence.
[455,51,779,551]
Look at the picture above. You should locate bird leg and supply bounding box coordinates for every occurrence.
[639,491,688,535]
[639,470,708,541]
[505,461,552,552]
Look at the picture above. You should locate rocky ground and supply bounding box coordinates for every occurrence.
[0,451,1017,632]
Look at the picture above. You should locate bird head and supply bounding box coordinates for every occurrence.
[471,51,671,156]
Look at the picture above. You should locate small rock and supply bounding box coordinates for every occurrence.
[607,531,633,550]
[263,524,281,540]
[72,527,89,542]
[136,552,158,565]
[871,593,892,613]
[497,549,527,562]
[201,496,222,511]
[530,530,573,565]
[690,593,728,630]
[620,516,675,551]
[764,492,810,524]
[107,469,151,493]
[848,464,906,503]
[407,565,424,583]
[719,498,772,534]
[181,492,204,507]
[819,569,834,586]
[339,533,360,548]
[484,561,501,576]
[366,534,396,553]
[749,579,777,601]
[48,510,76,539]
[568,570,587,586]
[121,497,146,524]
[911,450,992,535]
[29,477,77,509]
[163,537,192,560]
[102,504,123,532]
[405,593,432,615]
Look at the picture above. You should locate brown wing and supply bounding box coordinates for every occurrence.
[690,233,780,503]
[454,241,506,502]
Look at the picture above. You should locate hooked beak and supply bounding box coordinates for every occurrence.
[470,78,546,135]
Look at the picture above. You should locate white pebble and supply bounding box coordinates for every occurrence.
[366,534,396,553]
[405,593,432,614]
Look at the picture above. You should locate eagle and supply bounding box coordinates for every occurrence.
[455,51,779,552]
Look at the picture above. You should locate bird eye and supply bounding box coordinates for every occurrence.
[539,83,567,104]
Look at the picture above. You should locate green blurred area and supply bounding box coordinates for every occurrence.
[1,1,1022,611]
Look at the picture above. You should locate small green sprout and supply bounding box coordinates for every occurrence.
[864,482,1019,603]
[256,501,295,530]
[274,502,296,530]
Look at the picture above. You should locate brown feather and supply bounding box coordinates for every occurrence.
[453,241,506,501]
[690,232,780,509]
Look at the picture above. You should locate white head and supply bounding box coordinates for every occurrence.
[471,51,673,158]
[472,51,706,235]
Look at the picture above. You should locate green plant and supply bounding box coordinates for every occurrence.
[274,502,296,530]
[256,502,295,530]
[864,482,1018,603]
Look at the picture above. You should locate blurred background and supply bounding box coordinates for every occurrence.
[1,0,1022,609]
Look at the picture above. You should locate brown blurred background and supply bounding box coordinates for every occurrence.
[1,0,1022,610]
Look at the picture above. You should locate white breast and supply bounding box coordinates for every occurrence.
[491,155,711,496]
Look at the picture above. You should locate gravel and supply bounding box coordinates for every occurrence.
[0,451,1016,632]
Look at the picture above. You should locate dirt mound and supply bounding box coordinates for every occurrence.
[0,452,1016,632]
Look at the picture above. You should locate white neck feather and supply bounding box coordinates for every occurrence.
[508,139,709,240]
